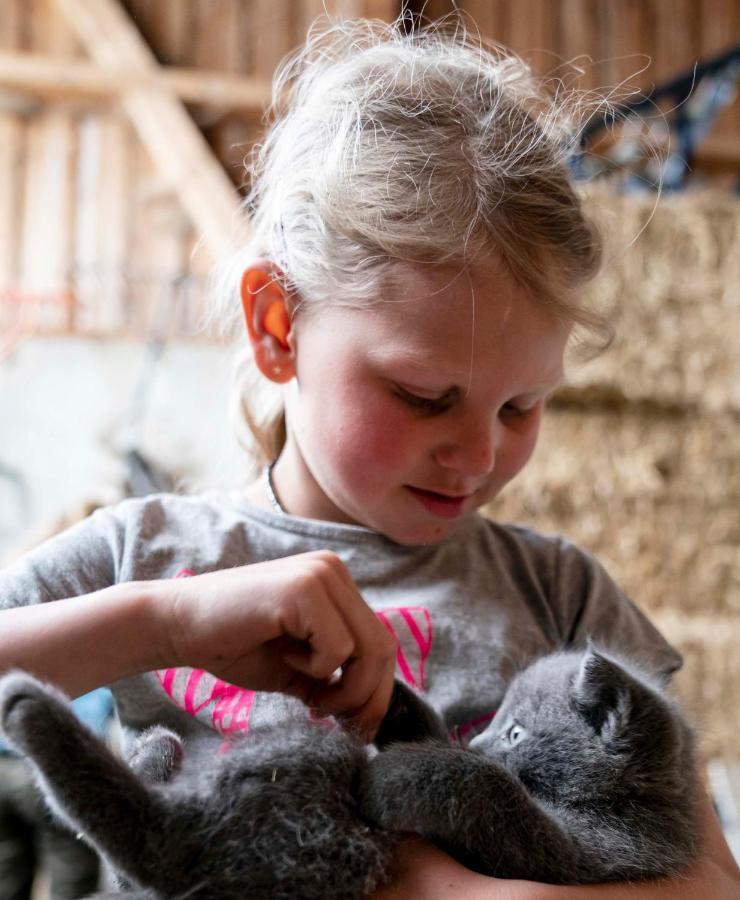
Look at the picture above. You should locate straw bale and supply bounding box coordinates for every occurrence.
[574,190,740,412]
[654,612,740,759]
[486,408,740,617]
[487,188,740,757]
[486,405,740,756]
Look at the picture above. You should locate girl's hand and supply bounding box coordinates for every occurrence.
[158,550,397,738]
[371,781,740,899]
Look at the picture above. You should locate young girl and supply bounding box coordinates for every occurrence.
[0,18,737,899]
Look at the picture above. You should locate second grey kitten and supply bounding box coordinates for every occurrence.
[0,646,698,897]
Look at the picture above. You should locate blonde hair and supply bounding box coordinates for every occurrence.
[209,16,611,468]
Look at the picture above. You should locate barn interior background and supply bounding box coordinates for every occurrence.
[0,0,738,884]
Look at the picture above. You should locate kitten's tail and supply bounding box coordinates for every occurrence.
[0,671,171,891]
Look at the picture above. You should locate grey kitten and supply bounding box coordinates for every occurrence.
[0,646,698,897]
[0,676,399,900]
[362,646,699,883]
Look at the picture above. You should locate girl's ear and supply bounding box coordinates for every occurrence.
[240,262,295,384]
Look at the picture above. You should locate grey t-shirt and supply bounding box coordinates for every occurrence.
[0,492,680,744]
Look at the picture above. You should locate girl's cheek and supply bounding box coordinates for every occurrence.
[333,396,412,472]
[518,422,541,467]
[500,414,542,480]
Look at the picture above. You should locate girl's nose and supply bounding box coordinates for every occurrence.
[433,418,499,476]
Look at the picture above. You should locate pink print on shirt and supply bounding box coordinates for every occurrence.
[155,568,434,735]
[376,606,432,690]
[155,668,256,735]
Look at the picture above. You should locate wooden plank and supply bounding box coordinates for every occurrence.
[231,0,257,75]
[52,0,250,257]
[466,0,508,45]
[70,113,99,333]
[0,51,272,109]
[193,0,235,72]
[603,0,652,94]
[0,112,28,353]
[507,0,551,74]
[73,112,144,334]
[255,0,294,79]
[556,0,600,90]
[28,0,82,55]
[416,0,453,23]
[0,114,24,287]
[361,0,401,20]
[127,136,190,337]
[652,0,700,83]
[699,0,738,57]
[0,0,24,50]
[128,0,194,66]
[19,110,75,331]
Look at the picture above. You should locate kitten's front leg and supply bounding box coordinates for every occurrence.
[0,672,172,891]
[127,726,183,784]
[374,680,448,748]
[359,742,579,881]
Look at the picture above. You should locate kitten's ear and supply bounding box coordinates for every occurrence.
[573,649,633,740]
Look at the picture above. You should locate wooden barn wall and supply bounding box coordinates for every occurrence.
[0,0,737,343]
[421,0,739,169]
[0,0,398,344]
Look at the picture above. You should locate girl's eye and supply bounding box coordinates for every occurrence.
[395,387,457,415]
[500,402,536,420]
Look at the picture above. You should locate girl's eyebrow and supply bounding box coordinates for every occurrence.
[368,348,565,395]
[366,347,463,379]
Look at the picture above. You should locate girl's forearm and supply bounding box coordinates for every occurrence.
[0,581,170,697]
[371,838,546,899]
[374,847,740,900]
[372,782,740,900]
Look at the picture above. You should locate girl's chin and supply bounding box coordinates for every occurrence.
[374,511,470,547]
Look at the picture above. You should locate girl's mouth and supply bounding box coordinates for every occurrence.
[405,486,470,519]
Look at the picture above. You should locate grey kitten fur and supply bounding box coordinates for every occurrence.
[362,647,699,883]
[0,646,698,897]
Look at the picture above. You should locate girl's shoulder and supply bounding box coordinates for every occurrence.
[467,515,681,679]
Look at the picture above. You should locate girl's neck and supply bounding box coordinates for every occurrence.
[245,450,359,526]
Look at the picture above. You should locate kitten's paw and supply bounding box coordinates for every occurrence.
[358,752,408,829]
[0,671,67,743]
[128,725,183,783]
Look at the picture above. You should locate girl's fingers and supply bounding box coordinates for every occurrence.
[280,605,355,681]
[339,669,398,742]
[279,552,397,700]
[309,649,397,736]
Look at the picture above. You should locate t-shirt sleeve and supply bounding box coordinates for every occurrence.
[551,536,682,679]
[0,505,127,610]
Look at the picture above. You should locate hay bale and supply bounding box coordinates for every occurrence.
[486,188,740,756]
[574,190,740,412]
[655,613,740,759]
[488,408,740,616]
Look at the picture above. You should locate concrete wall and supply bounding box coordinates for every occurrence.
[0,336,248,563]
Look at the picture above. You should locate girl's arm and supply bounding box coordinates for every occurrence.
[0,581,165,698]
[0,550,397,737]
[372,782,740,899]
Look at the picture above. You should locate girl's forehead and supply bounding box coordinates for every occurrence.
[303,267,569,392]
[356,263,567,357]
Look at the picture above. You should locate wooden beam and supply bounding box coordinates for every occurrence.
[0,50,271,111]
[52,0,248,257]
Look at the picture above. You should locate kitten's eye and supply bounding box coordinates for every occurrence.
[506,723,527,746]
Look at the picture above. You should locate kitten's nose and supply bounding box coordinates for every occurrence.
[467,732,490,752]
